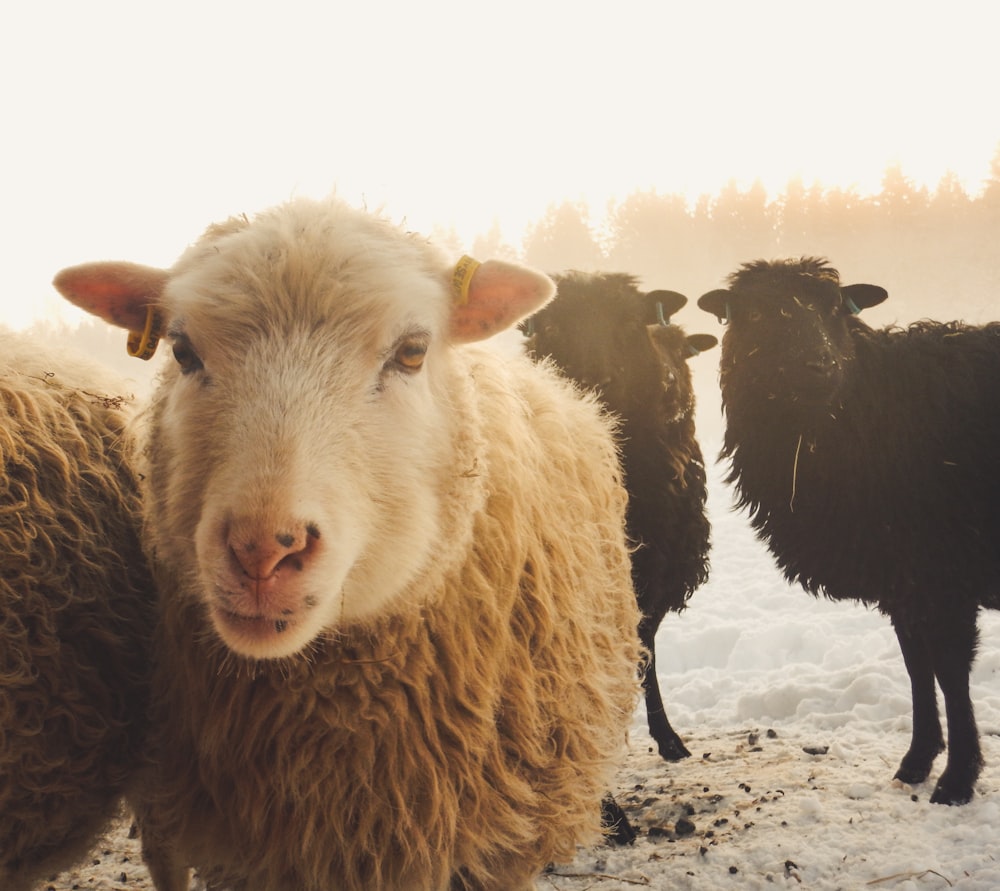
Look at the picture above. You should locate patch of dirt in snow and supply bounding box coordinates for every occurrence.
[544,728,1000,891]
[544,729,832,890]
[36,816,152,891]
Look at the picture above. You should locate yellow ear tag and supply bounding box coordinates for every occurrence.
[126,306,163,360]
[451,255,481,305]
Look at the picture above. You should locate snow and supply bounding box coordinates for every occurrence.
[45,440,1000,890]
[549,441,1000,890]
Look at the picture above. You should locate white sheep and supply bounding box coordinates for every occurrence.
[0,331,154,891]
[54,196,642,891]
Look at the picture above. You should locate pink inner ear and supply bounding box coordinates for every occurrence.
[449,260,555,344]
[53,261,168,332]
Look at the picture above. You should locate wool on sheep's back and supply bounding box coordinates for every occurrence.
[0,333,154,891]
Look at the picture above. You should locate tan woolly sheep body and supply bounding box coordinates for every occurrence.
[54,197,642,891]
[0,332,154,891]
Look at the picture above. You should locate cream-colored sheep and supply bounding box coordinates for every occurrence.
[0,332,154,891]
[54,197,641,891]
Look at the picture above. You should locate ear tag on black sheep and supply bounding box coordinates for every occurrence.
[126,305,163,360]
[451,255,481,305]
[708,301,731,325]
[844,295,862,315]
[655,301,670,327]
[708,304,732,325]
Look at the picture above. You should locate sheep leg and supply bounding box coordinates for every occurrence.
[138,824,191,891]
[891,619,945,786]
[143,852,191,891]
[600,793,637,846]
[639,620,691,762]
[928,606,982,805]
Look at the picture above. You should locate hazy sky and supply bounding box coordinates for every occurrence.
[4,0,998,329]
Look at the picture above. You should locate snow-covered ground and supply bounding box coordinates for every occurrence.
[45,444,1000,891]
[549,443,1000,890]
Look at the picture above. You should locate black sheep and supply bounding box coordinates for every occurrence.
[697,257,1000,805]
[522,271,716,762]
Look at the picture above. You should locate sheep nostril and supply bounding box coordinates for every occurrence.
[806,356,837,376]
[227,520,321,580]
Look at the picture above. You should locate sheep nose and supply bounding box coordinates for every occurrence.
[227,520,321,580]
[805,352,838,377]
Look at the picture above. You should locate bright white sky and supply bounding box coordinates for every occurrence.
[3,0,999,329]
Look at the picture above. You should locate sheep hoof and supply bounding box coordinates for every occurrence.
[600,795,637,846]
[929,772,975,806]
[893,764,932,785]
[893,745,942,786]
[656,737,692,762]
[930,787,974,806]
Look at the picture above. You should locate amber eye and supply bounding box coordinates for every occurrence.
[393,338,427,373]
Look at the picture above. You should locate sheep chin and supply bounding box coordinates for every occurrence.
[208,602,328,660]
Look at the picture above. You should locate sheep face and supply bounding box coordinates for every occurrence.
[646,324,719,425]
[160,291,447,661]
[54,198,554,661]
[698,258,886,420]
[523,272,710,423]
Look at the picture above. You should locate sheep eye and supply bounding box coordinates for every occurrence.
[171,336,204,375]
[392,337,427,373]
[748,310,763,322]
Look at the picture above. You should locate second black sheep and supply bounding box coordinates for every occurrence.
[522,271,716,762]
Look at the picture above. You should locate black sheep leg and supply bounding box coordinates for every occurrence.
[892,618,945,785]
[929,604,982,805]
[639,617,691,762]
[600,794,638,846]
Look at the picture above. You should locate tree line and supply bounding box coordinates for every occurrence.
[456,147,1000,327]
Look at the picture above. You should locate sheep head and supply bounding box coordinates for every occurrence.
[521,272,715,421]
[53,198,555,661]
[696,258,886,418]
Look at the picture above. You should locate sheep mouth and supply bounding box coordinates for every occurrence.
[787,388,838,409]
[213,607,297,640]
[761,368,842,410]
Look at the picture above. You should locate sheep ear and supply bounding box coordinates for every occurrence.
[697,289,731,324]
[54,261,170,360]
[841,284,888,315]
[644,289,687,325]
[53,261,168,332]
[449,258,556,344]
[685,333,718,358]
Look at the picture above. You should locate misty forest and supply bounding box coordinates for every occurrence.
[459,150,1000,326]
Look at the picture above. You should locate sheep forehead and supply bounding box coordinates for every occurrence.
[554,271,641,302]
[543,273,646,330]
[651,322,688,352]
[728,258,841,299]
[167,198,450,347]
[732,278,841,317]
